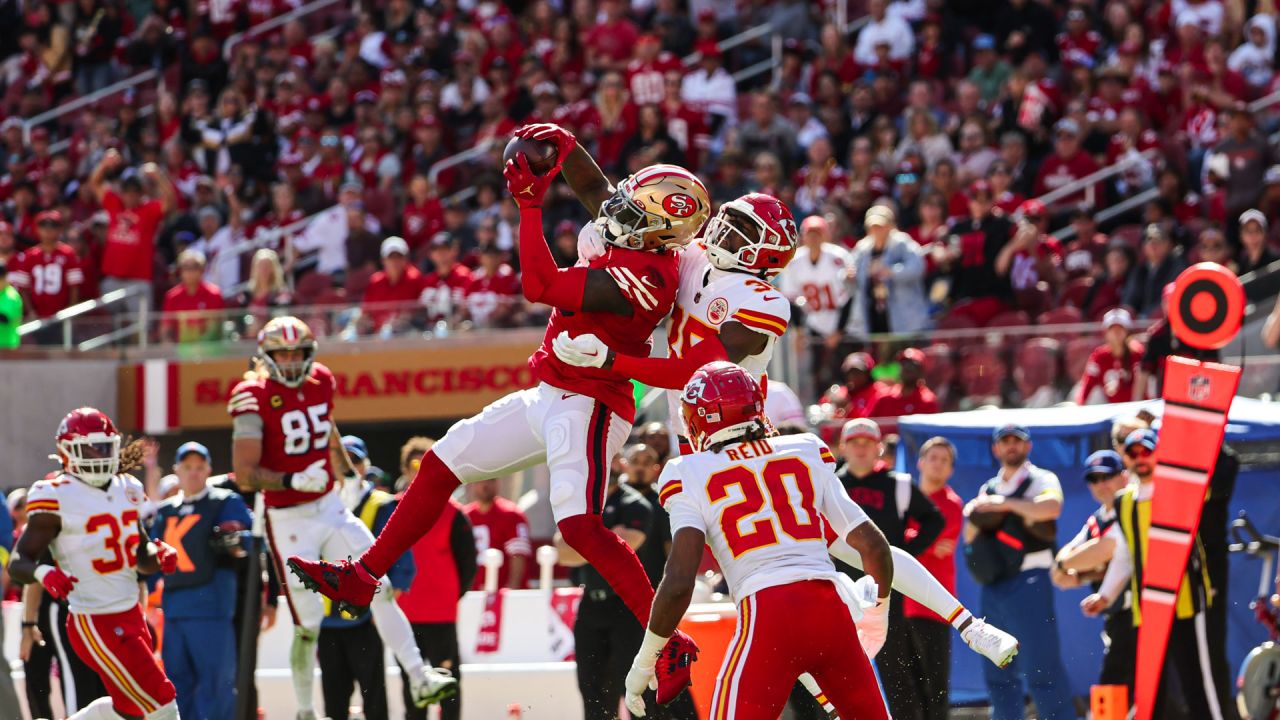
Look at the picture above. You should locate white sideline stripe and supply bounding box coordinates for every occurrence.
[143,359,168,435]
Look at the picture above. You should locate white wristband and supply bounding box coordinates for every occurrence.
[635,629,670,669]
[34,566,54,583]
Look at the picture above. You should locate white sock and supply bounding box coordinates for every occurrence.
[68,697,123,720]
[144,701,179,720]
[798,672,836,713]
[827,541,971,629]
[370,590,426,675]
[291,626,319,712]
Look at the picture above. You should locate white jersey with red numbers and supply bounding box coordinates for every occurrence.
[656,433,869,600]
[26,473,147,615]
[666,244,792,425]
[777,243,852,336]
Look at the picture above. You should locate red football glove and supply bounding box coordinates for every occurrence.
[154,541,179,574]
[36,566,78,600]
[504,153,558,209]
[514,123,576,172]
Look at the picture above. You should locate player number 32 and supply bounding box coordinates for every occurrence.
[709,457,823,558]
[281,403,332,455]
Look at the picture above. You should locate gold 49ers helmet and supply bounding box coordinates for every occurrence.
[596,164,711,252]
[257,316,317,387]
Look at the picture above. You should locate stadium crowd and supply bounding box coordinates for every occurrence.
[2,2,1279,392]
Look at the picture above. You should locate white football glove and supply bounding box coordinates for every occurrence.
[624,630,667,717]
[288,458,330,493]
[577,221,608,265]
[855,597,889,659]
[552,331,609,368]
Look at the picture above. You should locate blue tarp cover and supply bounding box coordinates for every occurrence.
[894,397,1280,704]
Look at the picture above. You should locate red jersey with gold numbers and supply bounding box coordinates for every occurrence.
[227,362,337,508]
[529,244,678,423]
[26,473,147,614]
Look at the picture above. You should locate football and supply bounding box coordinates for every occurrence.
[503,135,558,176]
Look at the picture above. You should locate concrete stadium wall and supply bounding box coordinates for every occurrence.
[0,359,119,490]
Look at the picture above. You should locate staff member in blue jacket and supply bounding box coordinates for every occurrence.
[151,441,252,720]
[317,436,417,720]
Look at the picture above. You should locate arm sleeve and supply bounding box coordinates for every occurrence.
[817,467,871,539]
[518,207,588,310]
[902,485,945,556]
[891,237,925,281]
[612,333,730,389]
[231,413,263,439]
[1077,351,1102,404]
[504,516,533,558]
[663,490,707,534]
[25,482,60,517]
[1097,523,1132,601]
[450,510,478,597]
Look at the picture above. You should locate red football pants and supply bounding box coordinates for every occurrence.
[710,579,889,720]
[66,605,176,716]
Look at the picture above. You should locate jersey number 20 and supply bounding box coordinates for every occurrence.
[708,457,823,558]
[281,403,331,455]
[86,509,141,574]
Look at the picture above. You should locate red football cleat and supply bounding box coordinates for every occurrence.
[655,629,699,704]
[286,556,380,615]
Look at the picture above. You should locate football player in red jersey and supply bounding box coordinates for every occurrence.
[9,408,182,720]
[228,316,455,719]
[288,133,712,694]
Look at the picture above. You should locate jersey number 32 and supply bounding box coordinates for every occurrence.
[86,509,141,574]
[709,457,823,558]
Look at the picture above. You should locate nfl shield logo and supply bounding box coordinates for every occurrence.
[1188,375,1211,402]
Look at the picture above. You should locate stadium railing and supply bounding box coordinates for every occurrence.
[23,70,160,145]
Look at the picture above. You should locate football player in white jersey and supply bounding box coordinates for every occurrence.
[776,214,855,388]
[623,362,892,719]
[9,408,182,720]
[527,120,1019,671]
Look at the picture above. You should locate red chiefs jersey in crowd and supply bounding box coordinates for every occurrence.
[464,263,520,327]
[626,53,682,105]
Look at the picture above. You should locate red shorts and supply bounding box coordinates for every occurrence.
[710,579,889,720]
[66,605,176,716]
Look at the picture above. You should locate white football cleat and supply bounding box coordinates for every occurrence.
[409,665,459,708]
[961,618,1020,668]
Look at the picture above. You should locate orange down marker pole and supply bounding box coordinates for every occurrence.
[1132,263,1243,720]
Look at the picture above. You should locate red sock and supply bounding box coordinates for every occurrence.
[361,450,460,577]
[557,514,654,623]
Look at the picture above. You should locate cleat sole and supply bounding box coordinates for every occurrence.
[285,559,371,616]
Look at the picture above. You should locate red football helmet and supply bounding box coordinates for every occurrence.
[680,362,767,452]
[703,193,799,279]
[56,407,121,487]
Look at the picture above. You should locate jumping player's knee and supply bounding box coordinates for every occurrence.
[144,701,179,720]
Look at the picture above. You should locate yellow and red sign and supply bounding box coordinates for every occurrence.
[117,333,542,433]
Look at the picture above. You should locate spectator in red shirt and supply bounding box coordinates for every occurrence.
[584,0,639,72]
[420,232,474,323]
[870,348,940,418]
[1034,118,1101,215]
[902,436,964,720]
[821,351,890,420]
[626,34,680,106]
[362,236,426,335]
[402,176,445,260]
[8,210,83,329]
[160,249,225,343]
[464,478,532,590]
[1077,308,1144,405]
[88,150,176,314]
[464,245,521,329]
